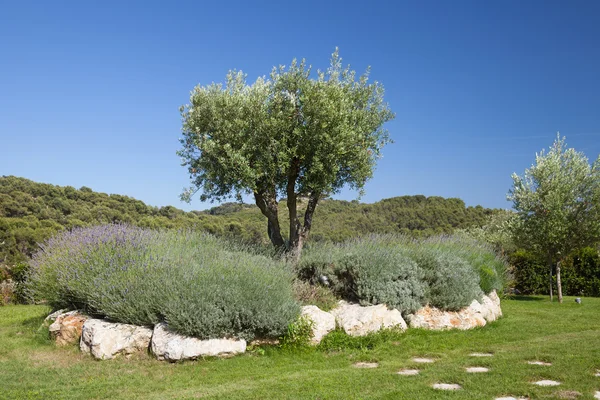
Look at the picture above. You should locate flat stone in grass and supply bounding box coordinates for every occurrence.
[595,371,600,377]
[353,362,378,368]
[527,360,552,366]
[432,383,461,390]
[397,369,419,376]
[412,357,435,363]
[466,366,489,373]
[469,352,493,357]
[495,397,529,400]
[594,391,600,400]
[533,380,561,387]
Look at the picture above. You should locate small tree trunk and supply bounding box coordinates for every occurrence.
[286,158,303,262]
[267,219,285,249]
[287,191,320,263]
[547,254,553,302]
[254,191,285,250]
[556,260,563,303]
[287,193,302,262]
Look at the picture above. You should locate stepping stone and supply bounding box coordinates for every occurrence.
[412,357,435,363]
[595,371,600,377]
[469,352,493,357]
[353,362,378,368]
[397,369,419,376]
[532,380,560,387]
[527,361,552,366]
[495,397,529,400]
[466,366,489,373]
[432,383,461,390]
[594,391,600,399]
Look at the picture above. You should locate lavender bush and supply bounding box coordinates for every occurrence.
[298,234,507,312]
[27,224,299,340]
[407,246,483,310]
[419,235,507,294]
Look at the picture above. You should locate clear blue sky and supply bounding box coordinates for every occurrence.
[2,1,599,211]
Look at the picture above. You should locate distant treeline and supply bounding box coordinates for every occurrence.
[0,176,498,265]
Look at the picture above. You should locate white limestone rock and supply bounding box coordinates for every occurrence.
[495,397,529,400]
[48,310,88,346]
[465,367,489,373]
[432,383,461,390]
[329,301,407,337]
[300,305,336,345]
[412,357,436,363]
[397,369,420,376]
[407,290,502,330]
[470,352,494,357]
[407,302,487,330]
[80,319,152,360]
[353,362,378,368]
[44,309,69,323]
[532,380,560,387]
[151,323,246,362]
[481,290,503,322]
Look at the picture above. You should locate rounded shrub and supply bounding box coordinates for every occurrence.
[421,235,507,294]
[410,247,483,311]
[27,224,300,341]
[331,238,426,315]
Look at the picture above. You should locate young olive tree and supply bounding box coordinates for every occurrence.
[178,50,394,259]
[507,135,600,302]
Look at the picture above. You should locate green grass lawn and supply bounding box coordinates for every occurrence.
[1,296,599,399]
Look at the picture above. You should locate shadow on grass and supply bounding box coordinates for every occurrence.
[506,295,545,302]
[21,314,47,329]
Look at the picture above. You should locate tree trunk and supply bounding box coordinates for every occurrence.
[556,260,563,303]
[287,193,302,262]
[288,192,320,262]
[286,158,303,262]
[547,254,553,302]
[253,191,285,249]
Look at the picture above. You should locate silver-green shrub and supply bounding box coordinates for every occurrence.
[325,238,425,315]
[28,224,299,340]
[421,235,507,294]
[299,234,506,313]
[408,247,483,310]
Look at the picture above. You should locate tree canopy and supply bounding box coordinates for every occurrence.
[507,135,600,302]
[178,50,395,256]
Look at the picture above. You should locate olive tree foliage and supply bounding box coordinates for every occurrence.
[178,50,394,258]
[457,210,516,255]
[507,135,600,302]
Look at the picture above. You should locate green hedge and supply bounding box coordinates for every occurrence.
[510,247,600,297]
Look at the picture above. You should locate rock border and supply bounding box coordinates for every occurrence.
[45,290,503,361]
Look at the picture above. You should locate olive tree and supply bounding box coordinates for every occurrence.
[178,50,394,259]
[507,135,600,302]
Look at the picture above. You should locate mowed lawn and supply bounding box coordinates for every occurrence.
[1,297,599,400]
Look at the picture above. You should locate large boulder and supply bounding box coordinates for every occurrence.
[481,290,502,322]
[151,323,246,362]
[407,291,503,330]
[300,305,336,345]
[329,301,407,337]
[48,310,88,346]
[80,319,152,360]
[407,302,487,330]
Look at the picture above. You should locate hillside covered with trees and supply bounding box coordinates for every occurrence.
[0,175,498,266]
